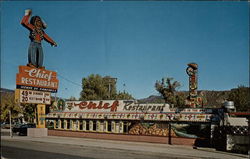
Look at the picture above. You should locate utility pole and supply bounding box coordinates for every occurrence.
[104,77,117,99]
[123,83,126,93]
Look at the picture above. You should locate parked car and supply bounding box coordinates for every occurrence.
[12,123,36,136]
[12,123,24,133]
[1,122,11,129]
[1,122,20,129]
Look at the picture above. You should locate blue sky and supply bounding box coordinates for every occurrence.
[1,1,249,99]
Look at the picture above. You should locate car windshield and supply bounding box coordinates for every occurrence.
[28,124,35,128]
[20,125,28,128]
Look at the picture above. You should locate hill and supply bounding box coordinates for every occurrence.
[0,88,15,93]
[139,90,231,108]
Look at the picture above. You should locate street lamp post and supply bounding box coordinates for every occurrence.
[9,110,13,138]
[168,122,172,145]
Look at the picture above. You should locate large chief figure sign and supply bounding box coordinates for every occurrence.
[21,9,57,68]
[16,10,59,129]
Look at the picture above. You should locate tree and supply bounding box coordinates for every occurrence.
[0,93,22,122]
[227,85,250,111]
[68,96,77,101]
[80,74,118,100]
[115,91,134,100]
[22,104,36,123]
[155,77,185,107]
[57,98,66,110]
[80,74,108,100]
[80,74,134,100]
[175,92,186,108]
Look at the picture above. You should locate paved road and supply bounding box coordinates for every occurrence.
[2,139,185,159]
[1,129,248,159]
[2,145,92,159]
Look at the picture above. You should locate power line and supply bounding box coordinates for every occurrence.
[57,73,82,87]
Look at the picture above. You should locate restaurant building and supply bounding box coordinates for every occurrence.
[46,100,220,137]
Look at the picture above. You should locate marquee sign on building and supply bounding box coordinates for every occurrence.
[47,100,217,123]
[64,100,170,113]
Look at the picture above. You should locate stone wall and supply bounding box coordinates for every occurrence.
[48,129,195,146]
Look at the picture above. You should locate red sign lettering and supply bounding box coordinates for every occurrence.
[73,100,119,112]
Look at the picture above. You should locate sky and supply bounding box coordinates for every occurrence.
[1,1,249,100]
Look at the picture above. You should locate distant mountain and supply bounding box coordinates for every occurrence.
[138,95,165,103]
[200,90,231,108]
[0,88,62,102]
[139,90,231,108]
[0,88,15,93]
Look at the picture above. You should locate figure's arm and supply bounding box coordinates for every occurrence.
[20,10,34,30]
[43,32,57,47]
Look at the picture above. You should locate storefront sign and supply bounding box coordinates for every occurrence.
[123,103,165,112]
[16,66,59,93]
[65,100,170,113]
[17,89,51,104]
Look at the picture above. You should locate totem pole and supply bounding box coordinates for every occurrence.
[15,9,59,129]
[186,63,202,108]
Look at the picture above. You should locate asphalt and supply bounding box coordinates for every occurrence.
[1,129,249,159]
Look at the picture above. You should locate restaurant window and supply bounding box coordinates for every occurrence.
[67,120,70,129]
[56,120,59,128]
[108,121,112,132]
[103,121,107,132]
[61,120,64,129]
[75,120,79,130]
[86,121,89,131]
[93,121,96,131]
[79,120,83,130]
[123,122,129,133]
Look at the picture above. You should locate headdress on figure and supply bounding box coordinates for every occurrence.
[30,16,47,29]
[187,63,198,70]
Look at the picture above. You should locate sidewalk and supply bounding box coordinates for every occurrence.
[2,135,248,159]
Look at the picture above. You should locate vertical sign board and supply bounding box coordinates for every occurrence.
[16,65,59,128]
[37,104,46,128]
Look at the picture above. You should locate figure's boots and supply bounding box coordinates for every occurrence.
[27,63,36,68]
